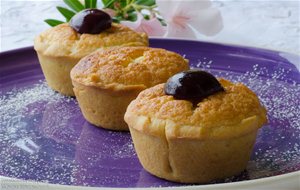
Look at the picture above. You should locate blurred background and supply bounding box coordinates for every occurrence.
[0,0,299,54]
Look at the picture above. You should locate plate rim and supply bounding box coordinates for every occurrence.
[0,171,299,189]
[151,37,300,56]
[0,39,299,189]
[0,38,299,57]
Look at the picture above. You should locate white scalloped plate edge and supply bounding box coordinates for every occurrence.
[0,171,299,190]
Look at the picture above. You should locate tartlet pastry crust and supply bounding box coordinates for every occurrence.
[34,23,148,58]
[124,79,267,183]
[34,23,148,96]
[71,46,189,130]
[125,79,267,139]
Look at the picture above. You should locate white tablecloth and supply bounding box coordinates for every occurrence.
[0,0,299,54]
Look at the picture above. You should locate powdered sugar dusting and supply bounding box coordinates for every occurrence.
[0,81,78,185]
[0,59,299,187]
[236,66,300,178]
[0,81,61,127]
[0,80,138,186]
[196,57,213,69]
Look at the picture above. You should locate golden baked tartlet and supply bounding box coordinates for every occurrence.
[124,71,267,183]
[70,47,189,131]
[34,23,148,96]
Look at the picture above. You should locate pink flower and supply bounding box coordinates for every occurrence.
[121,14,166,36]
[156,0,223,38]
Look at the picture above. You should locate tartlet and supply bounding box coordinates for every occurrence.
[34,23,148,96]
[70,47,189,131]
[124,78,267,183]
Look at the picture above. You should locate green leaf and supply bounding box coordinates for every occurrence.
[91,0,97,8]
[44,19,65,27]
[112,15,123,23]
[112,17,121,23]
[102,0,111,6]
[85,0,97,8]
[136,0,155,6]
[143,14,150,20]
[127,7,135,13]
[127,12,137,21]
[157,17,167,26]
[63,0,84,12]
[120,0,127,8]
[101,0,108,5]
[85,0,91,8]
[102,0,115,8]
[56,6,75,21]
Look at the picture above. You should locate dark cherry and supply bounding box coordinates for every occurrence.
[70,9,112,34]
[164,70,224,101]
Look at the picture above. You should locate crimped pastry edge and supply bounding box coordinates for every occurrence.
[124,112,263,140]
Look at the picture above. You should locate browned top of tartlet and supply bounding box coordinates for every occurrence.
[70,46,189,91]
[124,79,267,140]
[34,23,148,58]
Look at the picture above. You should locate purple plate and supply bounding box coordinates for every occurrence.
[0,39,299,188]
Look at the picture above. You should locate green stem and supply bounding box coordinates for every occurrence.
[122,3,133,12]
[134,4,157,10]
